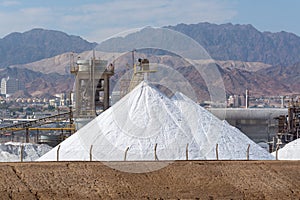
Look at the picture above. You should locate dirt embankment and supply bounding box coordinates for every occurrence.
[0,161,299,199]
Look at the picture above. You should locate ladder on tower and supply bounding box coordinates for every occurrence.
[120,58,157,98]
[129,72,145,91]
[129,58,157,92]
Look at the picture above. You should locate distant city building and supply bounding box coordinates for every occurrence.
[0,77,24,97]
[227,93,247,108]
[233,94,240,107]
[54,93,70,106]
[227,95,235,107]
[240,95,246,107]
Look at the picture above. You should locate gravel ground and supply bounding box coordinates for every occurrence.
[0,160,299,199]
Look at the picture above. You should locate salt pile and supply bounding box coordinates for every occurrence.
[0,142,52,162]
[272,138,300,160]
[172,92,274,160]
[38,81,274,161]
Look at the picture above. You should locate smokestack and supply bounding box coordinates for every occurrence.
[281,96,284,108]
[245,89,249,109]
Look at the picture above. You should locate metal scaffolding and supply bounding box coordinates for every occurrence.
[274,99,300,148]
[70,54,114,118]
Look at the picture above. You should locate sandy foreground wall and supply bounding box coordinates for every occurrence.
[0,161,299,199]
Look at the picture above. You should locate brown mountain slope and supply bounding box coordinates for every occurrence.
[258,62,300,93]
[221,67,293,96]
[5,53,298,99]
[0,67,74,98]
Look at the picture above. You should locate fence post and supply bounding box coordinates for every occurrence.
[20,145,24,162]
[216,143,219,160]
[25,128,29,143]
[246,144,250,160]
[154,143,158,161]
[124,147,129,161]
[275,145,279,160]
[57,145,61,161]
[90,145,93,161]
[36,129,39,143]
[186,143,189,160]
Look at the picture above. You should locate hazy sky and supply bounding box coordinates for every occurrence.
[0,0,299,42]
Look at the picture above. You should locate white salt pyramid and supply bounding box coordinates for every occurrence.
[38,81,274,161]
[272,138,300,160]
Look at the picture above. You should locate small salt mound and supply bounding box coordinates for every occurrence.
[0,142,52,162]
[272,138,300,160]
[38,81,274,161]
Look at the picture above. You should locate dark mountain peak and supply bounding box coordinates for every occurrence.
[167,22,300,66]
[4,28,92,45]
[2,31,21,40]
[169,22,257,31]
[24,28,48,33]
[0,28,96,68]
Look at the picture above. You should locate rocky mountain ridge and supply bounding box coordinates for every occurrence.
[0,23,299,98]
[0,28,96,68]
[166,22,300,66]
[0,67,73,98]
[3,53,298,99]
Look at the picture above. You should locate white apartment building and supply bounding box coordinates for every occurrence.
[1,77,20,97]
